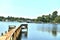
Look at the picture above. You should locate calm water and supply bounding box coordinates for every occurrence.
[21,23,60,40]
[0,22,60,40]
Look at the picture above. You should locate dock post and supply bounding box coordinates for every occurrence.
[1,33,3,36]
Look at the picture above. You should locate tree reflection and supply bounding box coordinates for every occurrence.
[52,24,57,36]
[37,24,58,37]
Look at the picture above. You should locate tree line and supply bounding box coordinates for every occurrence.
[0,16,32,22]
[36,11,60,23]
[0,11,60,23]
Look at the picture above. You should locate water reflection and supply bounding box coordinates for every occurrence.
[19,28,28,40]
[37,24,58,37]
[22,31,28,38]
[52,24,57,36]
[21,31,28,40]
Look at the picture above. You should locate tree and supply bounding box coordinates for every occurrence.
[37,16,42,21]
[52,11,58,20]
[45,15,50,22]
[0,16,4,21]
[48,14,52,22]
[41,15,46,22]
[54,16,60,23]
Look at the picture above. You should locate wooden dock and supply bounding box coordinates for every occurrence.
[0,24,28,40]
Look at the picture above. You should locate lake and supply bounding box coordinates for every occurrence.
[0,22,60,40]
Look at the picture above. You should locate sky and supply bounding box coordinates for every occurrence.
[0,0,60,19]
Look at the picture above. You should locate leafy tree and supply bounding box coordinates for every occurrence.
[0,16,4,21]
[52,11,58,20]
[54,16,60,23]
[37,17,42,21]
[45,15,50,22]
[41,15,46,22]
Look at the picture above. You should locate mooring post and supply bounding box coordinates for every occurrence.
[1,33,3,36]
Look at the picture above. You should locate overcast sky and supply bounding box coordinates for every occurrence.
[0,0,60,18]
